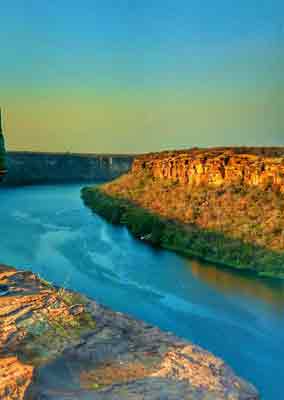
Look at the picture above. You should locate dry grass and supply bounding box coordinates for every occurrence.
[102,172,284,253]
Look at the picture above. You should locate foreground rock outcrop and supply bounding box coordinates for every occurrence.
[0,265,258,399]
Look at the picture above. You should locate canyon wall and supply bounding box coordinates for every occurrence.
[4,147,284,189]
[3,152,134,186]
[132,147,284,192]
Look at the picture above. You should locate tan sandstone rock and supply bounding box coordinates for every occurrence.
[132,147,284,192]
[0,265,258,399]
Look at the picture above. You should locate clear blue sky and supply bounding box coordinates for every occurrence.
[1,0,283,152]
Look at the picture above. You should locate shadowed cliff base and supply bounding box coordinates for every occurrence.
[2,152,134,186]
[81,186,284,279]
[81,147,284,279]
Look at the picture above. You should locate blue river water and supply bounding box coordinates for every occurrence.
[0,183,283,399]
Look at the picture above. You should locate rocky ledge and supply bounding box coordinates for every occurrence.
[133,147,284,192]
[0,264,258,399]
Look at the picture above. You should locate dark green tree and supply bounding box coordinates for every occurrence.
[0,108,6,179]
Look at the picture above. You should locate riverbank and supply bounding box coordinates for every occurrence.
[81,148,284,278]
[0,264,258,399]
[81,186,284,278]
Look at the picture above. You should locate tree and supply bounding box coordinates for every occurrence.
[0,108,7,179]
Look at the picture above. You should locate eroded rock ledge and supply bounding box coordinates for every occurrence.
[0,265,258,399]
[133,147,284,191]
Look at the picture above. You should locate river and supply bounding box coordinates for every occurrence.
[0,183,283,399]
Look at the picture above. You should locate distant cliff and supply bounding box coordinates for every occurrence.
[82,147,284,278]
[3,152,134,186]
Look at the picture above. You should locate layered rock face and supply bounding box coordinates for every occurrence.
[132,147,284,191]
[0,265,258,399]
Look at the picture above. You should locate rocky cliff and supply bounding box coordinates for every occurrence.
[0,265,258,399]
[82,147,284,278]
[132,147,284,192]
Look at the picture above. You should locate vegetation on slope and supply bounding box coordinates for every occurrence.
[81,174,284,279]
[103,172,284,252]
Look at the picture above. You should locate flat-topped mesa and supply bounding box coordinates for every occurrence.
[132,147,284,192]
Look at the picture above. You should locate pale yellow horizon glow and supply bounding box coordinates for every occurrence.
[2,82,283,154]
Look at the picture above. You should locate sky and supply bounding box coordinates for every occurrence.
[0,0,283,153]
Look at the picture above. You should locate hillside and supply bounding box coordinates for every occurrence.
[82,147,284,278]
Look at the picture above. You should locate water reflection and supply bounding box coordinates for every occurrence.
[190,259,284,313]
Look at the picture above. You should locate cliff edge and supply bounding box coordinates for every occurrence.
[132,147,284,191]
[82,147,284,278]
[0,265,258,399]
